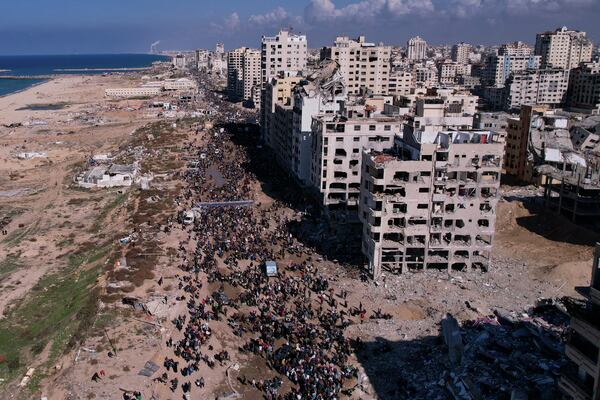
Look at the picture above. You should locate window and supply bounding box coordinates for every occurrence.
[369,125,376,131]
[384,125,391,131]
[354,125,361,131]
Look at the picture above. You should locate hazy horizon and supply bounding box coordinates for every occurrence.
[1,0,599,55]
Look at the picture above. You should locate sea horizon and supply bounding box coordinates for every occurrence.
[0,53,170,97]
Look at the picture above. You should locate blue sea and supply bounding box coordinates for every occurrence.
[0,54,169,97]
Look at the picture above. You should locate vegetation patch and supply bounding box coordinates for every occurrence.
[0,242,112,390]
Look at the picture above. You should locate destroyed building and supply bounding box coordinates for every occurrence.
[76,164,138,188]
[359,130,504,278]
[560,244,600,400]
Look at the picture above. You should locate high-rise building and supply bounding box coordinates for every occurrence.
[407,36,427,61]
[227,47,261,105]
[215,43,225,54]
[261,30,308,85]
[568,61,600,112]
[535,26,593,70]
[504,68,570,110]
[310,114,402,207]
[482,52,541,87]
[451,42,471,64]
[321,35,391,95]
[359,130,503,278]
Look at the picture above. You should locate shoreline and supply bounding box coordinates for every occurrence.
[0,78,48,99]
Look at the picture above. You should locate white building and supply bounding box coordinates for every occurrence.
[77,164,138,188]
[163,78,198,91]
[261,30,308,85]
[407,36,427,61]
[105,87,162,98]
[321,36,391,95]
[535,26,593,70]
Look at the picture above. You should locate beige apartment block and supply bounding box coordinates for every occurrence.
[261,30,308,84]
[227,47,261,104]
[388,71,413,96]
[310,115,401,208]
[560,244,600,400]
[535,27,593,70]
[451,42,471,65]
[359,130,504,278]
[321,36,391,95]
[504,68,570,111]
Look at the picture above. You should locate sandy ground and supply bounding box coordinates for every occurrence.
[0,74,596,400]
[0,75,156,318]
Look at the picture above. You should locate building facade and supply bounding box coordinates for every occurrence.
[261,30,308,85]
[504,68,570,111]
[321,36,391,95]
[310,115,401,208]
[535,27,593,70]
[359,130,504,278]
[451,42,471,65]
[407,36,427,61]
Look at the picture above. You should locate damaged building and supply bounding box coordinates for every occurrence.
[76,164,138,188]
[359,130,504,278]
[560,244,600,400]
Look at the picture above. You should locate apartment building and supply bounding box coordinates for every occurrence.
[292,61,347,185]
[504,68,570,111]
[359,130,503,278]
[226,47,261,105]
[535,27,593,70]
[482,52,541,87]
[414,64,438,88]
[407,36,428,61]
[321,36,391,95]
[261,30,308,84]
[500,41,534,57]
[438,60,471,85]
[569,62,600,112]
[560,245,600,400]
[451,42,471,65]
[310,115,401,208]
[261,74,303,167]
[388,71,413,96]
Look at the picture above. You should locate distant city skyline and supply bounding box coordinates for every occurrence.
[1,0,599,55]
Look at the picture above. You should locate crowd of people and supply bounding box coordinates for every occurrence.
[154,121,372,399]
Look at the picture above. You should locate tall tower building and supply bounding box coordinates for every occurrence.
[451,42,471,64]
[407,36,427,61]
[535,26,593,70]
[321,35,391,95]
[261,30,308,84]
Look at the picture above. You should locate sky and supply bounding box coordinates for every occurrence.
[0,0,598,55]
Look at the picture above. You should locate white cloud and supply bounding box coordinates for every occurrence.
[224,12,241,31]
[387,0,435,16]
[249,7,289,26]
